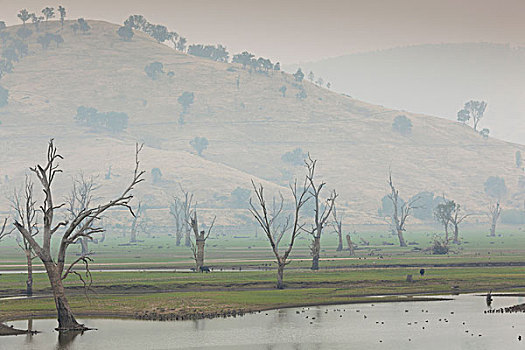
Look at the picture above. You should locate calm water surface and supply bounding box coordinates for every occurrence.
[2,294,525,350]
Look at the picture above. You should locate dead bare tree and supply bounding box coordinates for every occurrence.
[249,179,309,289]
[188,208,215,271]
[387,172,418,247]
[10,176,38,296]
[305,156,337,270]
[169,197,184,246]
[331,205,344,252]
[12,140,144,331]
[270,194,289,249]
[450,202,470,244]
[332,205,354,255]
[488,201,501,237]
[181,189,193,247]
[129,201,144,243]
[65,175,97,256]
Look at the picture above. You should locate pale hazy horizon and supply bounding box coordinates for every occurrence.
[1,0,524,63]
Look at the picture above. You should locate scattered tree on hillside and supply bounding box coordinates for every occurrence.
[189,208,215,271]
[484,176,507,200]
[37,33,63,50]
[480,128,490,139]
[10,177,38,296]
[178,91,194,124]
[230,187,251,209]
[249,178,310,289]
[72,18,90,35]
[58,6,66,28]
[0,85,8,107]
[232,51,255,68]
[74,106,128,133]
[316,77,324,86]
[387,173,419,247]
[18,9,31,26]
[326,82,331,89]
[304,156,338,270]
[188,44,228,62]
[30,14,44,32]
[16,27,33,41]
[308,71,314,82]
[0,21,6,31]
[190,136,209,156]
[42,7,55,23]
[516,151,523,169]
[296,89,307,100]
[151,168,162,184]
[0,59,13,79]
[144,61,164,80]
[457,100,487,132]
[484,176,507,237]
[274,62,280,71]
[117,26,134,41]
[293,68,304,82]
[176,37,187,52]
[12,140,144,331]
[392,115,412,136]
[279,85,287,97]
[281,148,307,166]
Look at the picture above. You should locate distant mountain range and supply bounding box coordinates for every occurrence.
[285,43,525,144]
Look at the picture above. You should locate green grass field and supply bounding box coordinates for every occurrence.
[1,225,525,322]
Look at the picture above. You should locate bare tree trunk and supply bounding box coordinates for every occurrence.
[130,219,138,243]
[311,237,321,270]
[346,234,355,256]
[80,238,88,256]
[25,249,33,297]
[276,263,285,289]
[336,231,343,252]
[397,228,407,247]
[185,228,191,247]
[444,224,449,242]
[490,220,497,237]
[453,225,458,243]
[44,262,85,331]
[175,230,182,246]
[196,238,205,270]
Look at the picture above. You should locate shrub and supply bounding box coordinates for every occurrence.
[392,115,412,135]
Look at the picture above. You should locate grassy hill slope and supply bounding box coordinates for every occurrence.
[0,21,524,225]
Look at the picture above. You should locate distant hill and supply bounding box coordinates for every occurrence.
[284,43,525,145]
[0,22,524,227]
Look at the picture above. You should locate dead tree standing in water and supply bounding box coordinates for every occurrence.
[387,173,418,247]
[12,140,144,331]
[249,179,309,289]
[488,201,501,237]
[188,209,215,271]
[305,156,337,270]
[10,177,38,296]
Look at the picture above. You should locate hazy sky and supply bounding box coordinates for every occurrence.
[1,0,524,63]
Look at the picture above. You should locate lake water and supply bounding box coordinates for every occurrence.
[2,294,525,350]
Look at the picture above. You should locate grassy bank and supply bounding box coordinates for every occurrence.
[1,266,524,322]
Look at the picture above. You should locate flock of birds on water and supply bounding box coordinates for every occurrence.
[252,295,525,346]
